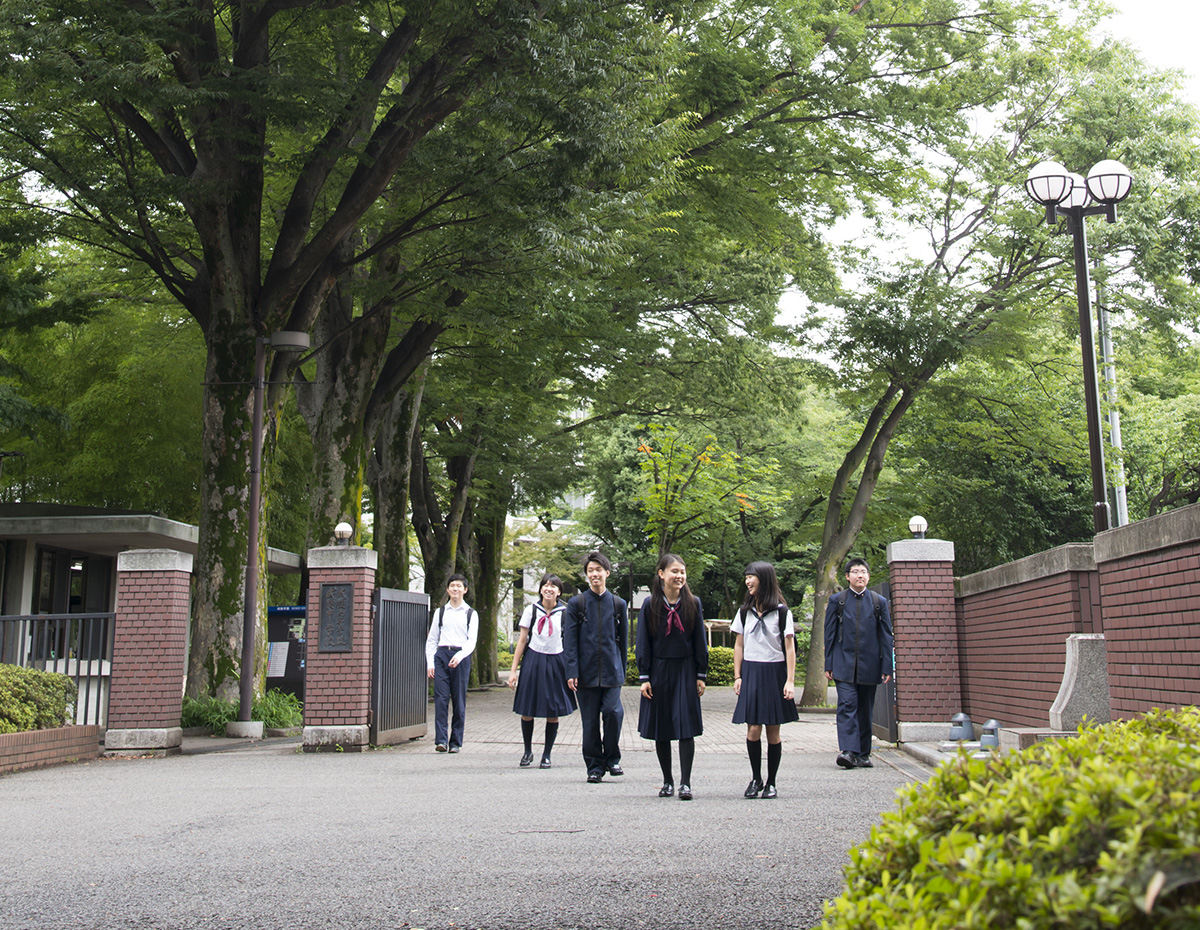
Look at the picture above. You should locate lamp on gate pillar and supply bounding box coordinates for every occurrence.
[240,330,311,725]
[1024,159,1133,534]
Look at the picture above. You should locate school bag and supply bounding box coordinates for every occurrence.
[736,603,789,640]
[830,589,884,642]
[431,604,476,639]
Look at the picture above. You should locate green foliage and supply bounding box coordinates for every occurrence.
[706,646,734,686]
[0,664,76,733]
[823,707,1200,930]
[180,690,303,734]
[626,651,640,687]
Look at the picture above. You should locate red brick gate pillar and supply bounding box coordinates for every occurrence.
[886,537,959,742]
[105,549,191,757]
[301,545,378,752]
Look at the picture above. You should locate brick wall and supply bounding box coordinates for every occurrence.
[304,562,376,727]
[957,571,1097,727]
[0,725,102,776]
[107,552,191,730]
[890,558,960,722]
[1096,506,1200,718]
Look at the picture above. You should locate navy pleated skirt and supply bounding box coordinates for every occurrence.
[637,656,704,740]
[512,649,577,718]
[732,660,799,725]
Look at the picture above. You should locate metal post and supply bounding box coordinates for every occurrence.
[1064,210,1111,533]
[1096,278,1129,527]
[239,337,267,722]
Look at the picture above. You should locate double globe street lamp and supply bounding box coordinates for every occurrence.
[1024,159,1133,534]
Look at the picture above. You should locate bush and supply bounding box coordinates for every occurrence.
[707,646,734,686]
[822,707,1200,930]
[0,664,77,733]
[181,689,303,734]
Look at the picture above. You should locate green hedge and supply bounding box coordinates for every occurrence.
[707,646,734,686]
[181,689,304,734]
[822,707,1200,929]
[0,664,77,734]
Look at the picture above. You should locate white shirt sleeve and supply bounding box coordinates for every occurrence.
[454,605,478,664]
[425,608,440,670]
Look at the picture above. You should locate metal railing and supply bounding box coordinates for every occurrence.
[0,613,115,726]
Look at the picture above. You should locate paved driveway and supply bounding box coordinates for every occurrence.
[0,687,927,930]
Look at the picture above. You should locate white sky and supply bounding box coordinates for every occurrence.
[1101,1,1200,107]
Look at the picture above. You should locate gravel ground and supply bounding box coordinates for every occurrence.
[0,687,925,930]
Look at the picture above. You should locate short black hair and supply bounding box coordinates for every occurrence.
[446,573,468,588]
[583,550,611,573]
[845,557,869,574]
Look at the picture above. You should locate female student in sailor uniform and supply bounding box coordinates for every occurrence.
[731,561,798,798]
[637,553,708,800]
[508,573,576,768]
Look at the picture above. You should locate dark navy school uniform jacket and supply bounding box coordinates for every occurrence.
[564,588,628,688]
[824,588,894,685]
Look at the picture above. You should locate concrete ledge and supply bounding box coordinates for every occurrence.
[886,538,954,564]
[308,546,378,571]
[999,727,1075,753]
[1095,501,1200,564]
[116,548,193,574]
[225,721,264,739]
[956,542,1094,599]
[898,721,948,742]
[104,727,183,755]
[302,725,369,752]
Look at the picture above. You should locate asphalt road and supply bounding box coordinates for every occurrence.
[0,687,927,930]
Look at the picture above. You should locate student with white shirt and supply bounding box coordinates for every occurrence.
[508,573,576,768]
[731,561,798,799]
[425,574,477,753]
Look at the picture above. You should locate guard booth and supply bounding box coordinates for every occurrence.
[370,587,430,744]
[266,605,306,700]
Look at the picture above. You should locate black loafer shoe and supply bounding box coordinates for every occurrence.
[836,750,857,769]
[855,754,873,768]
[678,784,693,801]
[658,783,674,797]
[761,784,778,799]
[744,778,763,799]
[520,752,533,767]
[607,763,624,776]
[587,772,603,784]
[539,757,552,769]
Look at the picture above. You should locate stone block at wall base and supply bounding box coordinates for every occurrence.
[303,725,369,752]
[104,727,183,757]
[1049,633,1111,730]
[999,727,1075,753]
[225,721,264,739]
[898,721,950,742]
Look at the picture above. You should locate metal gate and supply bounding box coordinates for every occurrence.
[370,587,430,745]
[0,613,114,726]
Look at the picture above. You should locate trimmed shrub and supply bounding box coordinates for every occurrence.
[626,651,640,686]
[0,664,77,733]
[822,707,1200,929]
[706,646,734,686]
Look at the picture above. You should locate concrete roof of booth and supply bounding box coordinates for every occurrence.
[0,503,303,573]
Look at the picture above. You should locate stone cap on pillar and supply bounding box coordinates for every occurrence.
[308,545,379,570]
[117,548,194,574]
[886,538,954,564]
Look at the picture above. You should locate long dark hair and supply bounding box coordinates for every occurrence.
[646,553,698,635]
[742,561,786,617]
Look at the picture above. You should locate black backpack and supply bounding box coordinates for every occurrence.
[831,590,884,642]
[431,604,476,639]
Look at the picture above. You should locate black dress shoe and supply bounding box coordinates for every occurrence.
[658,783,674,797]
[539,756,552,769]
[836,750,857,769]
[678,784,693,801]
[855,754,874,768]
[761,784,778,799]
[744,778,763,799]
[587,772,603,783]
[607,763,624,776]
[520,752,534,767]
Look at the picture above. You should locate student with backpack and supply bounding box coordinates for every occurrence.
[508,573,576,768]
[824,557,893,769]
[637,553,708,801]
[731,561,799,799]
[424,573,477,753]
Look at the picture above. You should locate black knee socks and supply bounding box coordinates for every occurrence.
[543,721,558,757]
[747,738,762,781]
[655,739,673,783]
[767,740,782,786]
[679,738,695,785]
[521,717,534,754]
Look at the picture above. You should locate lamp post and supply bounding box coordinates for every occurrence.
[236,330,310,731]
[908,515,928,540]
[1024,159,1133,534]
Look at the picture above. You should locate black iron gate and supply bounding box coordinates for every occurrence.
[0,613,114,726]
[370,587,430,745]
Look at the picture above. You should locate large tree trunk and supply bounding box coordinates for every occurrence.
[465,490,512,686]
[410,418,484,596]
